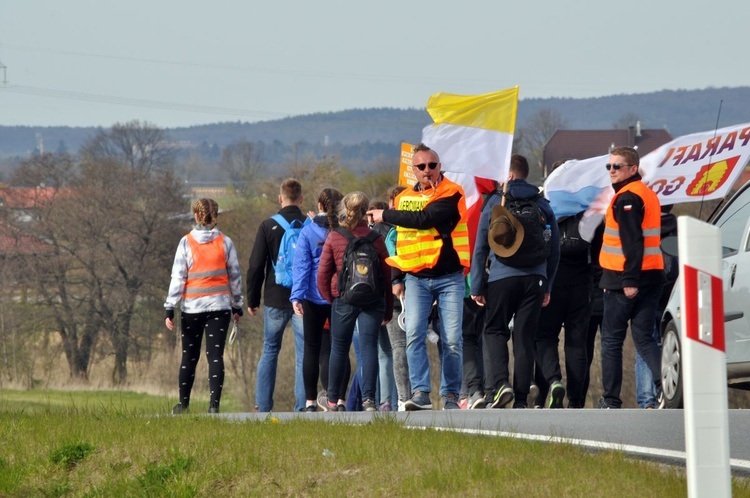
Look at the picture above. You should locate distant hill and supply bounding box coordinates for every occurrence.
[2,86,749,160]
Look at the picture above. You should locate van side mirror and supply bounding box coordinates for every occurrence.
[661,235,678,257]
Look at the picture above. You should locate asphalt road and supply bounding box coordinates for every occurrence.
[225,408,750,474]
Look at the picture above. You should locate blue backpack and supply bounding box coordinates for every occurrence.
[272,214,310,288]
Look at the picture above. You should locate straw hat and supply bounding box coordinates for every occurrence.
[488,204,524,257]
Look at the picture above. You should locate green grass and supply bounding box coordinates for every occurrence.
[1,389,749,497]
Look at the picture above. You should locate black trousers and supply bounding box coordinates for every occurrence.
[483,275,545,404]
[535,283,592,407]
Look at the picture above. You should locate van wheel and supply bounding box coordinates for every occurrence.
[661,320,683,409]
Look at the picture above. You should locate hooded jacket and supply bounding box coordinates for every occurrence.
[290,214,331,306]
[164,226,244,314]
[470,179,560,296]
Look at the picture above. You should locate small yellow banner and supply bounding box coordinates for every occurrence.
[399,142,417,187]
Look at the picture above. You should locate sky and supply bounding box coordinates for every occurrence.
[1,0,748,128]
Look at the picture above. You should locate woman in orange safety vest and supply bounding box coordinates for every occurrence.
[164,198,244,415]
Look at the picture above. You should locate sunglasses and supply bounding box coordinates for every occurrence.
[414,162,438,171]
[605,163,630,171]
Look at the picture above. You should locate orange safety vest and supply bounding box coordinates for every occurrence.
[386,177,470,273]
[600,181,664,272]
[183,233,230,299]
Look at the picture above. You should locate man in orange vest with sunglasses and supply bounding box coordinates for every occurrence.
[598,146,665,409]
[367,143,470,411]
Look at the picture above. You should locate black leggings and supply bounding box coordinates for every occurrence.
[178,310,230,408]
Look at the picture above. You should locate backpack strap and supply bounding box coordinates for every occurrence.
[335,226,355,241]
[272,214,291,231]
[480,190,500,213]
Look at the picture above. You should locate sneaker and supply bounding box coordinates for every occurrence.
[598,397,615,409]
[337,402,347,412]
[362,398,378,412]
[548,381,566,409]
[304,404,318,412]
[379,401,392,412]
[404,391,432,411]
[397,400,407,412]
[443,394,460,410]
[512,402,528,409]
[172,403,186,415]
[317,390,328,412]
[468,392,487,410]
[327,400,338,412]
[458,397,468,410]
[490,384,514,409]
[208,404,219,414]
[528,383,540,407]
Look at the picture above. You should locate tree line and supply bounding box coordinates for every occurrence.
[0,120,397,391]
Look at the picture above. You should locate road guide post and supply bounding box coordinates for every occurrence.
[677,215,731,497]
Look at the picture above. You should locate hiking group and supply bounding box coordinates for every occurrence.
[164,143,673,413]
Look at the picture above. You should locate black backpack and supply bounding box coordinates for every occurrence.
[558,212,590,257]
[335,228,383,308]
[497,193,551,268]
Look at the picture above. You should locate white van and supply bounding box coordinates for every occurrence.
[660,180,750,408]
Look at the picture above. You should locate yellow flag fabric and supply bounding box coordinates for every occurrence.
[426,87,519,133]
[421,86,519,182]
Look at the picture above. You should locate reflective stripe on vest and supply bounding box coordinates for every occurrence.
[386,177,470,272]
[184,233,230,298]
[600,181,664,272]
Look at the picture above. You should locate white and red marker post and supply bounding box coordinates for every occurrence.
[677,215,731,497]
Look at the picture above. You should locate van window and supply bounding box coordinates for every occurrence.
[715,188,750,255]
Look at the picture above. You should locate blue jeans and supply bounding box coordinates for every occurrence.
[255,306,305,412]
[377,325,397,405]
[346,324,363,411]
[404,271,463,396]
[635,311,663,408]
[328,299,385,403]
[601,284,663,408]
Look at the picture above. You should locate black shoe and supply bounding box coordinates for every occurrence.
[304,405,318,412]
[208,404,219,414]
[490,384,514,409]
[548,381,566,409]
[598,397,620,409]
[172,403,187,415]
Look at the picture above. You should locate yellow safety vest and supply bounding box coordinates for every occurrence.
[386,177,470,273]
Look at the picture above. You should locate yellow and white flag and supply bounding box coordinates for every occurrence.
[421,86,519,182]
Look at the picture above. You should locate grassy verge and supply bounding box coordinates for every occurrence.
[1,389,749,497]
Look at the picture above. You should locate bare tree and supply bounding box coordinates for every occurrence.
[612,113,641,130]
[9,123,186,384]
[519,108,568,183]
[218,141,265,194]
[70,153,185,384]
[80,120,174,177]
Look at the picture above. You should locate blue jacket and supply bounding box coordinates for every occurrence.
[290,215,330,305]
[470,179,560,296]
